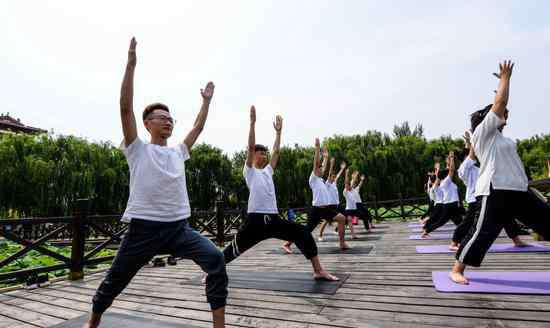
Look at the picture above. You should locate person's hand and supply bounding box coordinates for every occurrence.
[493,60,514,80]
[315,138,320,148]
[352,171,359,179]
[127,37,137,67]
[322,144,329,158]
[273,115,282,132]
[360,174,365,181]
[250,106,256,125]
[340,162,346,170]
[330,158,336,165]
[201,81,215,102]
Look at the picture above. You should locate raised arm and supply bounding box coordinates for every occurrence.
[120,38,138,147]
[357,174,365,190]
[335,162,346,182]
[491,60,514,119]
[320,144,329,178]
[328,158,335,180]
[463,131,475,160]
[270,115,282,169]
[344,168,351,191]
[245,106,256,168]
[447,151,456,177]
[313,138,322,177]
[183,81,215,149]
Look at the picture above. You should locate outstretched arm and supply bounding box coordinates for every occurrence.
[120,37,138,147]
[183,81,215,149]
[320,144,329,178]
[447,151,456,177]
[313,138,322,177]
[463,131,475,160]
[344,168,351,191]
[245,106,256,168]
[328,158,335,180]
[491,60,514,119]
[356,174,365,190]
[335,162,346,182]
[270,115,282,169]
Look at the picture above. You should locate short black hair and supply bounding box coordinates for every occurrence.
[470,104,492,132]
[437,169,449,180]
[143,103,170,121]
[254,144,268,152]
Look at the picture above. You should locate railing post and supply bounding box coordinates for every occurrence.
[69,198,89,280]
[215,201,225,247]
[398,193,405,221]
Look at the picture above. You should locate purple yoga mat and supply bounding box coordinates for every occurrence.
[410,233,507,240]
[408,223,453,228]
[432,271,550,294]
[411,226,455,233]
[417,243,550,254]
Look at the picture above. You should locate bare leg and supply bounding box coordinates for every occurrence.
[449,241,459,251]
[213,307,225,328]
[335,214,349,249]
[318,220,329,241]
[347,217,357,239]
[310,256,339,281]
[83,313,101,328]
[282,241,293,254]
[421,230,430,239]
[449,260,469,285]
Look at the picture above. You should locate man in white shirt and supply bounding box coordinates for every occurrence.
[220,107,338,281]
[451,60,550,285]
[283,139,349,251]
[85,39,227,328]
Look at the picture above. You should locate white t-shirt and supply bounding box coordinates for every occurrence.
[352,187,362,203]
[344,189,357,210]
[326,181,340,205]
[121,138,191,223]
[458,157,479,203]
[432,186,444,204]
[440,176,459,204]
[472,111,528,196]
[243,164,278,214]
[309,173,330,206]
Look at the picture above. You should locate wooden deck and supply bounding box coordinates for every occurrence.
[1,221,550,328]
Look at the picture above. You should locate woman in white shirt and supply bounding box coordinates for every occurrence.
[451,61,550,284]
[422,153,463,237]
[318,159,346,241]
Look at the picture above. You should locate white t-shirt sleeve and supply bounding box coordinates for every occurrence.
[243,164,254,187]
[440,176,451,188]
[474,111,505,143]
[120,137,145,164]
[458,157,474,182]
[309,172,316,188]
[178,143,191,162]
[265,164,274,177]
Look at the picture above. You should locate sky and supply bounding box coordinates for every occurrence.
[2,1,550,154]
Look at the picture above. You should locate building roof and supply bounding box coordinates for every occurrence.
[0,113,46,134]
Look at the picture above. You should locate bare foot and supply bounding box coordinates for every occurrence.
[448,245,459,252]
[82,313,101,328]
[449,271,469,285]
[513,239,531,247]
[421,232,430,239]
[282,244,293,254]
[313,270,340,281]
[201,274,208,284]
[352,235,358,239]
[317,236,324,242]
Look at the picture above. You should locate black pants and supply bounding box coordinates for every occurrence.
[424,203,443,227]
[452,199,523,244]
[424,202,463,233]
[356,203,372,230]
[427,198,435,217]
[92,219,228,313]
[223,213,318,263]
[305,206,340,232]
[457,188,550,267]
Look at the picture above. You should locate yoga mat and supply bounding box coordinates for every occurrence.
[408,223,453,228]
[411,226,455,233]
[432,271,550,294]
[319,235,380,242]
[270,246,373,255]
[410,233,506,240]
[417,243,550,254]
[49,313,200,328]
[188,270,350,295]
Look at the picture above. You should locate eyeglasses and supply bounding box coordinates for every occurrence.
[147,115,176,124]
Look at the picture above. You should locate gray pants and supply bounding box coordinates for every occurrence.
[92,218,228,312]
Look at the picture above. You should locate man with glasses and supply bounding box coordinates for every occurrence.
[84,38,228,328]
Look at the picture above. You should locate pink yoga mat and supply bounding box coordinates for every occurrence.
[417,243,550,254]
[432,271,550,294]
